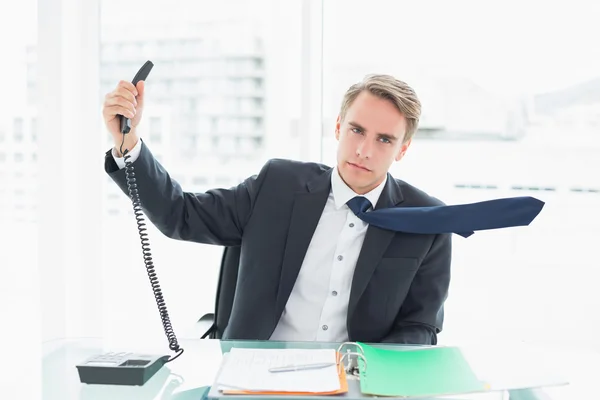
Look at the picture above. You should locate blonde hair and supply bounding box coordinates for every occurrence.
[339,74,421,142]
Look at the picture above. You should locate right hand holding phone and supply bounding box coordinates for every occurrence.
[102,80,146,156]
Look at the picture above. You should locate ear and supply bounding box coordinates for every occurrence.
[395,138,412,161]
[335,115,341,140]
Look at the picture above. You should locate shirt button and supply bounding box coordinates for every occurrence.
[337,255,343,261]
[322,325,328,331]
[349,223,355,228]
[331,291,338,296]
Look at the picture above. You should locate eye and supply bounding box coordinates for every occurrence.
[379,137,391,144]
[351,127,362,134]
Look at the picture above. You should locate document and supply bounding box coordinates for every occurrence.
[215,348,341,393]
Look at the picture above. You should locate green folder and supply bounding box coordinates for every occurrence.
[356,342,490,398]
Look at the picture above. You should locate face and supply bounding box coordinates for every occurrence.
[335,91,411,195]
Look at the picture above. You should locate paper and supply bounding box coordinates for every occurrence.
[215,348,341,393]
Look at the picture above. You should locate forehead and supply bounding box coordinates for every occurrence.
[345,91,407,136]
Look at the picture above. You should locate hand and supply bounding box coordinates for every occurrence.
[102,80,146,156]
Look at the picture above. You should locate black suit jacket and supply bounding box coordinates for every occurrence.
[105,141,452,344]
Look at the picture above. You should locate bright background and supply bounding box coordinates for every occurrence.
[1,1,599,396]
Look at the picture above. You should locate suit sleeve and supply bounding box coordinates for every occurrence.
[105,140,271,247]
[381,233,452,345]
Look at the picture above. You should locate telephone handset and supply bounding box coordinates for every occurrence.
[119,60,153,134]
[76,60,184,386]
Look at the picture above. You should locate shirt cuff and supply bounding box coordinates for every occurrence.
[112,139,142,169]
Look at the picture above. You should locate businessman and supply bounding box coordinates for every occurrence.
[103,74,453,344]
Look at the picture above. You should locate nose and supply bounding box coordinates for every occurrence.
[356,137,373,159]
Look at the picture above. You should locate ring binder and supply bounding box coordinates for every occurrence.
[350,342,495,398]
[337,341,365,354]
[336,342,367,376]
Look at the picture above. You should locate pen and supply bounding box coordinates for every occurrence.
[268,362,336,373]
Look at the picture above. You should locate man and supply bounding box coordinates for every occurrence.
[103,74,450,345]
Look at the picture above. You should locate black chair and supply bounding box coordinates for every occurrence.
[199,246,241,339]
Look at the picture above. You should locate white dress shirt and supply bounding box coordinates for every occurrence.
[269,168,386,342]
[112,142,387,342]
[111,140,142,169]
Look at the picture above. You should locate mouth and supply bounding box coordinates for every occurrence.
[347,162,371,172]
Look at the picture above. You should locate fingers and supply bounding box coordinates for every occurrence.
[103,105,135,119]
[118,80,138,97]
[104,95,136,116]
[106,86,137,106]
[102,80,143,121]
[133,80,145,108]
[136,80,144,96]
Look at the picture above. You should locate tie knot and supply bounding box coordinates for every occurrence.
[346,196,372,215]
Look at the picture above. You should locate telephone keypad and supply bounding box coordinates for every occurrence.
[90,352,134,363]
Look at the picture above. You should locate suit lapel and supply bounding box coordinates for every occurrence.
[274,168,332,321]
[348,174,404,319]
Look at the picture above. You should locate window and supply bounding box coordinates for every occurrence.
[323,0,600,349]
[148,116,162,143]
[13,117,24,142]
[23,2,594,379]
[192,176,208,186]
[99,0,304,339]
[1,0,38,360]
[31,117,37,141]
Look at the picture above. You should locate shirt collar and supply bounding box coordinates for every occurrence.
[331,166,387,210]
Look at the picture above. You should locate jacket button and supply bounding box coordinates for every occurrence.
[322,325,328,331]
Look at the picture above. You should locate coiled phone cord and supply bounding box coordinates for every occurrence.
[121,137,184,363]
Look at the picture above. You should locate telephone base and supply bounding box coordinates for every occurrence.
[76,352,170,386]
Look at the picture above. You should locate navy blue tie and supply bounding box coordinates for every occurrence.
[346,196,545,238]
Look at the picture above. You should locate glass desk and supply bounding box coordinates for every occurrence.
[20,337,595,399]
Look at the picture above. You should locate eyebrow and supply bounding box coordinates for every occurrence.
[348,121,398,142]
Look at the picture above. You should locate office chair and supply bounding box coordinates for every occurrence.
[199,245,241,339]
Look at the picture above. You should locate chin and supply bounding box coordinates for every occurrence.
[346,161,371,174]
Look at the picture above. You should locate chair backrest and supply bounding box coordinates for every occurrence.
[209,245,241,338]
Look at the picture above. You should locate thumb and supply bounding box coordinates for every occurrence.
[136,80,145,107]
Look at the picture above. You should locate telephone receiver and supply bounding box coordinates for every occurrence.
[120,60,153,134]
[76,60,184,386]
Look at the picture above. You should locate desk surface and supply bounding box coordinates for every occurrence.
[10,337,595,399]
